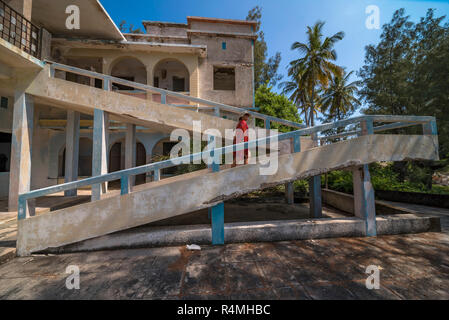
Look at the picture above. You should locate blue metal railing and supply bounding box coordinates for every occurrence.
[17,114,438,220]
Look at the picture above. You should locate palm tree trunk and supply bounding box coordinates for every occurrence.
[310,82,315,127]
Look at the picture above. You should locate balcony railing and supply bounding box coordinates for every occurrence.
[0,0,40,58]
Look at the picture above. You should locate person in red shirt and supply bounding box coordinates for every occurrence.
[232,113,250,167]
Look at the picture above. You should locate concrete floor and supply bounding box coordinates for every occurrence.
[1,193,448,299]
[0,232,448,299]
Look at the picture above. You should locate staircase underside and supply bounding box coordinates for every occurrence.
[17,134,439,255]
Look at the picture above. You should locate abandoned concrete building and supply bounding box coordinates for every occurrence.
[0,0,256,202]
[0,0,441,256]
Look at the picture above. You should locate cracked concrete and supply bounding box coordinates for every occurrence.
[1,233,448,299]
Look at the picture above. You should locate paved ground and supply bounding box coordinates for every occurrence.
[0,232,448,300]
[0,212,16,264]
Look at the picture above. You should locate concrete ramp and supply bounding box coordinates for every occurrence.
[25,67,237,135]
[16,134,439,255]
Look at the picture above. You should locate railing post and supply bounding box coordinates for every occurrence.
[154,169,160,182]
[293,135,301,153]
[161,92,167,104]
[18,196,27,220]
[49,64,55,78]
[265,119,271,130]
[361,118,374,136]
[285,134,301,204]
[120,175,129,196]
[103,78,111,91]
[422,120,438,136]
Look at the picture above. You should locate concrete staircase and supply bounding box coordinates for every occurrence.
[13,61,441,256]
[16,133,438,256]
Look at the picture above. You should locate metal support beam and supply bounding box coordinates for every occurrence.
[353,165,377,236]
[64,111,80,197]
[125,123,136,191]
[9,92,34,214]
[91,109,109,201]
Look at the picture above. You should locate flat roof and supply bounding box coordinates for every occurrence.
[142,21,188,28]
[187,16,258,26]
[31,0,124,40]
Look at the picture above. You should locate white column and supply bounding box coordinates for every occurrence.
[64,111,80,196]
[125,123,136,190]
[353,165,377,236]
[8,92,33,213]
[91,109,109,201]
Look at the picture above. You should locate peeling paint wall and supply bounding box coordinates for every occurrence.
[193,35,254,108]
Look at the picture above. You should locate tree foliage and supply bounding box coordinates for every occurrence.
[255,84,302,133]
[247,6,282,89]
[281,21,345,126]
[320,70,360,121]
[119,20,144,34]
[358,8,449,157]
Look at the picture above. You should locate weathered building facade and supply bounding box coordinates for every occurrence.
[0,0,256,205]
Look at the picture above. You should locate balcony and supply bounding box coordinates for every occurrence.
[0,0,40,59]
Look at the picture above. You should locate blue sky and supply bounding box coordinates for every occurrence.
[101,0,449,115]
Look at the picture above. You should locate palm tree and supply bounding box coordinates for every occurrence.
[321,70,361,121]
[281,21,344,126]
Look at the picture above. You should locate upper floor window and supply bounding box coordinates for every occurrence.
[213,67,235,91]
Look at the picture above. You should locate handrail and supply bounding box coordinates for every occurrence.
[44,60,306,130]
[17,114,437,220]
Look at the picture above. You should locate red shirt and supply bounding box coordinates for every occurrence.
[236,120,249,142]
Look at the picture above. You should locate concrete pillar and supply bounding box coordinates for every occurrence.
[91,109,109,201]
[207,135,224,245]
[285,182,294,204]
[211,202,224,245]
[352,165,377,236]
[64,111,80,197]
[309,176,322,218]
[125,123,136,190]
[189,58,199,98]
[309,133,322,218]
[146,65,153,100]
[8,92,33,212]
